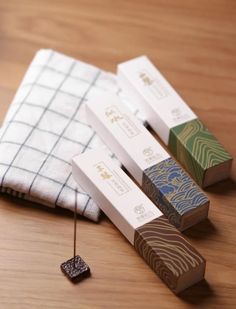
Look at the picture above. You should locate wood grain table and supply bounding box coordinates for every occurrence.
[0,1,236,308]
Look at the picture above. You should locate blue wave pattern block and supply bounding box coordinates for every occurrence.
[142,158,209,230]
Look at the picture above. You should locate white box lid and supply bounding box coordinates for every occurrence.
[72,149,162,244]
[117,56,197,144]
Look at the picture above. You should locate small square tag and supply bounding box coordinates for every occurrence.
[61,255,90,283]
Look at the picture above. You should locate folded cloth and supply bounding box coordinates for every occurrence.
[0,49,142,221]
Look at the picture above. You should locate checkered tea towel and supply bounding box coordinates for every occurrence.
[0,49,142,222]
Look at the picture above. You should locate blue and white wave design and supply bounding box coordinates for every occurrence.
[142,158,209,228]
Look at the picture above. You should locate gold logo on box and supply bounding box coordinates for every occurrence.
[143,147,163,164]
[134,204,154,222]
[171,108,190,123]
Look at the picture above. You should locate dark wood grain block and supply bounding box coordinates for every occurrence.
[134,216,206,294]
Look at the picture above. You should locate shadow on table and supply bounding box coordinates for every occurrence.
[0,192,107,223]
[205,177,236,195]
[179,279,215,305]
[183,218,217,240]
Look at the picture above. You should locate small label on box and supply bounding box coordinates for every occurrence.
[105,105,140,138]
[139,69,169,100]
[94,161,130,196]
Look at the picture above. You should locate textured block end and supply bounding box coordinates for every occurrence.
[180,202,209,231]
[203,158,233,188]
[168,118,233,187]
[61,255,90,283]
[142,157,209,230]
[134,216,206,294]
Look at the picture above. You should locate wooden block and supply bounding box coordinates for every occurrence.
[134,216,206,294]
[143,157,209,231]
[168,119,233,188]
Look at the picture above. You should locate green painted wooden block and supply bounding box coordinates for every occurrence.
[168,119,233,187]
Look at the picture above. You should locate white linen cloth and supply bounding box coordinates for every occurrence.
[0,49,142,221]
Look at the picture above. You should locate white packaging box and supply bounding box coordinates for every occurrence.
[85,93,209,231]
[72,148,162,244]
[117,55,197,144]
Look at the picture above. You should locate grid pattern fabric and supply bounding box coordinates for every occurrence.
[0,49,142,221]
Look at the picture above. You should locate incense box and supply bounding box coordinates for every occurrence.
[72,149,206,294]
[86,93,209,231]
[117,56,233,188]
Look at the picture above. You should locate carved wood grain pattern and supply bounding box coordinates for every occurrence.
[134,216,205,293]
[168,119,233,186]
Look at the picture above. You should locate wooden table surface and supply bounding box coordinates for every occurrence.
[0,1,236,308]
